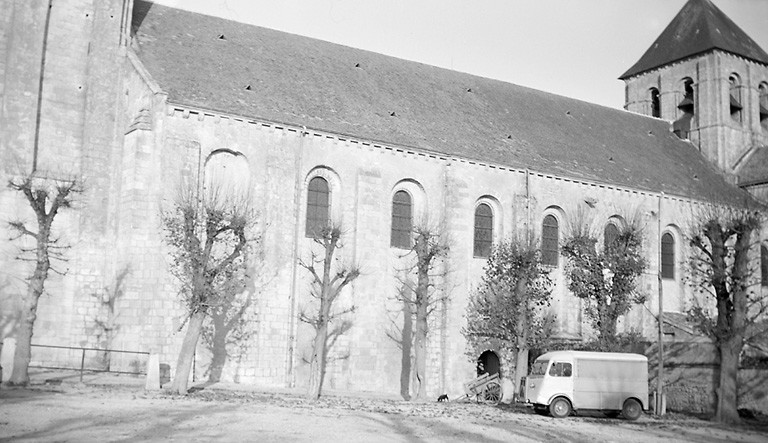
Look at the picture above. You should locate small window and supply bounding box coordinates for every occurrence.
[661,232,675,279]
[729,74,742,123]
[604,223,619,251]
[305,177,330,237]
[761,245,767,286]
[531,360,549,376]
[549,362,572,377]
[541,215,559,266]
[650,87,660,118]
[474,203,493,258]
[391,190,412,249]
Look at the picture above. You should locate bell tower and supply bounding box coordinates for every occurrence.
[621,0,768,192]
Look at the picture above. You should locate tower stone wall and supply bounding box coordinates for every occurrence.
[624,51,768,178]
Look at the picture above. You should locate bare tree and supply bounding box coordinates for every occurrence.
[6,174,82,385]
[299,225,360,400]
[686,206,765,424]
[561,212,647,349]
[392,225,449,401]
[463,238,554,398]
[162,183,256,394]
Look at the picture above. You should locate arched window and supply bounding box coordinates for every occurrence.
[650,87,660,118]
[604,223,619,251]
[729,74,742,123]
[759,82,768,131]
[761,245,768,287]
[661,232,675,279]
[674,78,694,139]
[541,215,559,266]
[474,203,493,258]
[391,190,412,249]
[305,177,330,237]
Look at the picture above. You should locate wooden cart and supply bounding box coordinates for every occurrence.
[458,372,503,404]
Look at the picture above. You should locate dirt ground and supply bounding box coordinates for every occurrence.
[1,381,768,442]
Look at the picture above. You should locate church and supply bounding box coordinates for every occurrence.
[1,0,767,407]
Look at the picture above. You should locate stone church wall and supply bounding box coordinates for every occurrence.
[2,0,760,400]
[121,93,701,396]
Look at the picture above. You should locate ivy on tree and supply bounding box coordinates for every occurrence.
[561,218,647,350]
[463,238,553,395]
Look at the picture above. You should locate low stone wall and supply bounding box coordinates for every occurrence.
[647,342,768,414]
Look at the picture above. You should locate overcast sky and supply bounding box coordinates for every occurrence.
[151,0,768,110]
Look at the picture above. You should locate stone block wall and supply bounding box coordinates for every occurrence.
[624,50,768,178]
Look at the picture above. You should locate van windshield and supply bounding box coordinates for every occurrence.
[530,360,549,376]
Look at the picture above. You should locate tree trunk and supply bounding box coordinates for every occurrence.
[307,322,328,399]
[513,277,530,401]
[715,337,741,424]
[514,348,529,402]
[411,252,430,402]
[412,313,427,401]
[10,257,47,385]
[9,295,41,385]
[400,299,413,400]
[169,311,206,394]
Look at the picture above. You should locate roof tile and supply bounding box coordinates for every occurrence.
[132,1,755,205]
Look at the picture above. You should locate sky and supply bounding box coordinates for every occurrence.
[150,0,768,110]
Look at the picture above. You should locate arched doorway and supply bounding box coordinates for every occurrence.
[477,350,500,376]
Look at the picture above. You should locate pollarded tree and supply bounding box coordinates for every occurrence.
[561,216,647,349]
[463,238,554,397]
[7,174,82,385]
[162,183,256,394]
[686,206,765,424]
[299,224,360,400]
[404,225,449,401]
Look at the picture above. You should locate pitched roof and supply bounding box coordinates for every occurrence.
[131,1,755,205]
[737,146,768,185]
[621,0,768,80]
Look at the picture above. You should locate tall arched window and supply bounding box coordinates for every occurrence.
[604,223,619,251]
[661,232,675,279]
[474,203,493,258]
[759,82,768,131]
[761,244,768,287]
[674,78,695,139]
[650,87,660,118]
[729,74,742,123]
[391,190,412,249]
[541,215,559,266]
[306,177,330,237]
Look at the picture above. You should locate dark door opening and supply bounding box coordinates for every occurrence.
[477,350,500,376]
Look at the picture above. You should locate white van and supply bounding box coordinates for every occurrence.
[521,350,648,420]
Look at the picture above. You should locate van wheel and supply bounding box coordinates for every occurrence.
[549,397,571,418]
[622,399,642,421]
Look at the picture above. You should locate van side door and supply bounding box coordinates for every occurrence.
[545,361,574,404]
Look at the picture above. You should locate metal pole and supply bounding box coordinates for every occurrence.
[656,193,665,415]
[80,349,86,383]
